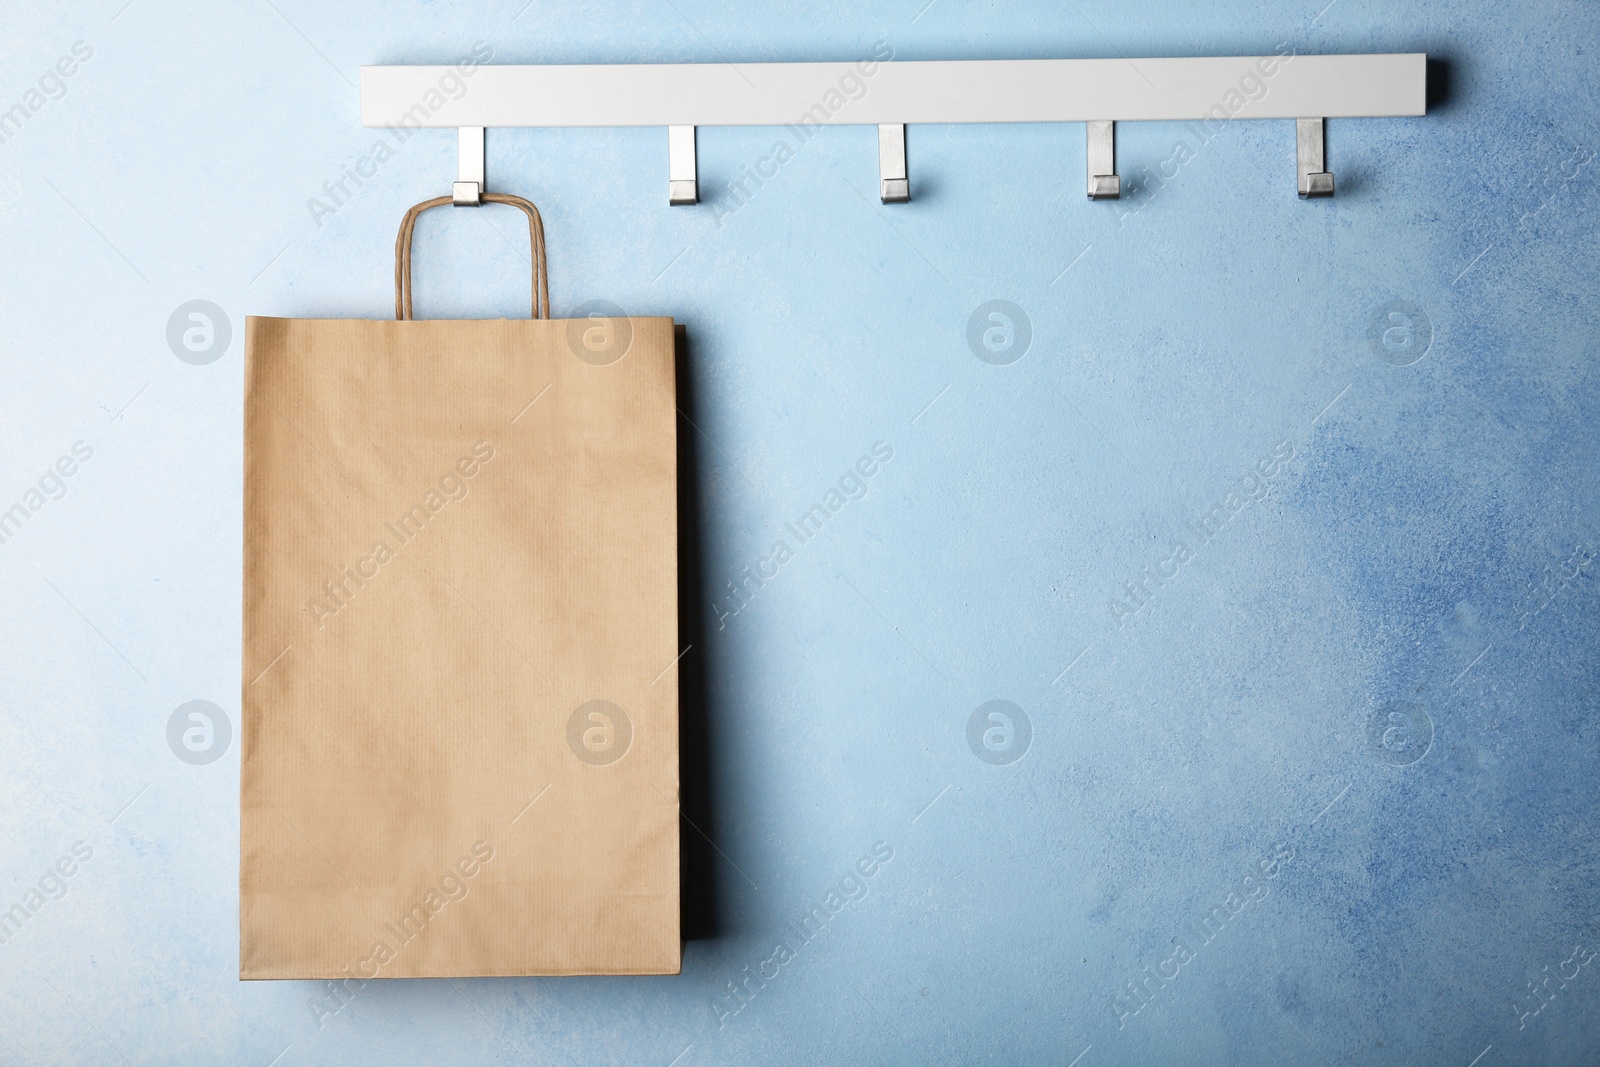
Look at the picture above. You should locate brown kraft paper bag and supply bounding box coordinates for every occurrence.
[240,193,680,978]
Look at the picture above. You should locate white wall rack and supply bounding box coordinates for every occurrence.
[359,53,1426,206]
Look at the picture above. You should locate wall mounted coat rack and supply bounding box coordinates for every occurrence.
[359,54,1426,207]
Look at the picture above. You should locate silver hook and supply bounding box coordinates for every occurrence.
[879,124,909,203]
[669,125,698,205]
[1297,118,1334,198]
[453,126,484,206]
[1087,120,1119,200]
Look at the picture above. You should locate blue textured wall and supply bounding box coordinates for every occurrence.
[2,0,1597,1063]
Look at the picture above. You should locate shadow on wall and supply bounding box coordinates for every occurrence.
[1426,56,1454,113]
[676,325,721,942]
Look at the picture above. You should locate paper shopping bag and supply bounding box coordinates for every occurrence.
[241,194,680,978]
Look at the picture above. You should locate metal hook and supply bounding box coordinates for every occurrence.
[453,126,484,206]
[1087,120,1119,200]
[879,124,909,203]
[1297,118,1334,198]
[669,125,698,205]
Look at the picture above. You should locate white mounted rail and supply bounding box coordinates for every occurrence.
[359,54,1426,203]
